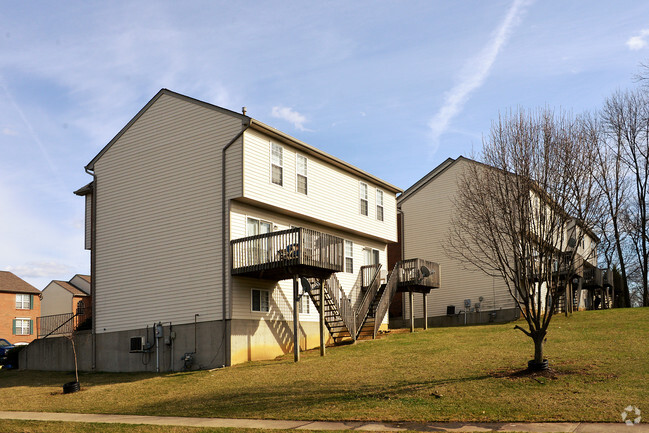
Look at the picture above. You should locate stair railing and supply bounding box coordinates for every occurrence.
[354,264,382,337]
[373,261,402,338]
[310,274,356,340]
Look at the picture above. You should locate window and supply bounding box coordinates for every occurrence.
[246,217,272,236]
[363,248,380,266]
[345,240,354,273]
[271,142,283,186]
[376,190,384,221]
[246,217,273,264]
[359,182,368,216]
[13,318,32,335]
[299,295,310,314]
[296,154,308,195]
[15,294,32,310]
[251,289,269,312]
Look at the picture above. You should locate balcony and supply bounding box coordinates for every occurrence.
[396,258,440,293]
[583,266,603,288]
[231,227,344,280]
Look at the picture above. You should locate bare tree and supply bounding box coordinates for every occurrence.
[593,111,632,307]
[602,89,649,306]
[447,108,601,369]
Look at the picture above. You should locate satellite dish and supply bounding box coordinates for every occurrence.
[420,266,431,278]
[300,277,312,293]
[568,238,577,248]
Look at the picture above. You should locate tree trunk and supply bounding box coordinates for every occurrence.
[533,332,545,364]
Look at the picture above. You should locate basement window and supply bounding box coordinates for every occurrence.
[251,289,270,313]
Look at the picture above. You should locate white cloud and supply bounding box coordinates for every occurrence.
[626,29,649,50]
[428,0,532,154]
[271,106,310,131]
[6,262,73,279]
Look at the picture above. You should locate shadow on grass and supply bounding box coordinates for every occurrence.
[121,374,494,419]
[0,369,161,389]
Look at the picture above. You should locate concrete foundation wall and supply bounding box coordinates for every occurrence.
[95,320,228,372]
[390,307,519,329]
[230,318,332,365]
[20,331,92,372]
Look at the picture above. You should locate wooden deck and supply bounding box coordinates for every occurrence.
[231,227,344,280]
[396,258,440,293]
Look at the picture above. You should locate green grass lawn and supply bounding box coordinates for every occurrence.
[1,308,647,423]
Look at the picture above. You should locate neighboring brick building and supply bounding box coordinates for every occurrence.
[0,271,41,345]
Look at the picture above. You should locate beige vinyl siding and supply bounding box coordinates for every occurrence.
[70,275,91,294]
[400,159,515,320]
[41,282,73,317]
[93,93,243,333]
[242,129,397,243]
[230,201,388,322]
[85,194,92,250]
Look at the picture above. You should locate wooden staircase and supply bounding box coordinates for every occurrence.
[308,259,439,345]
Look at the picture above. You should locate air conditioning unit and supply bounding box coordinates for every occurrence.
[130,336,146,353]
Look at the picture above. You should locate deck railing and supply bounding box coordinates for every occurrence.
[231,227,344,275]
[374,261,402,338]
[583,267,603,287]
[398,258,440,288]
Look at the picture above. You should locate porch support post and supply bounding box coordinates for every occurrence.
[409,291,415,333]
[319,278,325,357]
[423,292,428,330]
[293,275,300,363]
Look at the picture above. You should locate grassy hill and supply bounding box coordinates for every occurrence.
[1,308,647,422]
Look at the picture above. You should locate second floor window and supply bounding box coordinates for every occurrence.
[296,154,307,195]
[360,182,368,216]
[376,190,384,221]
[345,240,354,273]
[15,294,32,310]
[271,142,283,186]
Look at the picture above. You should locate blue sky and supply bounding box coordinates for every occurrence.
[2,1,649,289]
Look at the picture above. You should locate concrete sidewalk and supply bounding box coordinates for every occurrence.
[0,411,646,432]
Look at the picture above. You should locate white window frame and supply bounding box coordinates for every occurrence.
[296,154,308,195]
[251,289,270,313]
[376,189,384,221]
[344,240,354,273]
[15,294,31,310]
[270,142,283,186]
[14,318,31,335]
[359,182,369,216]
[363,247,380,266]
[299,294,311,314]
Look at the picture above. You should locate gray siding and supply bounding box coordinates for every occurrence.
[93,93,243,333]
[400,159,516,320]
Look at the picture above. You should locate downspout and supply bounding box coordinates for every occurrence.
[221,117,251,367]
[84,166,97,371]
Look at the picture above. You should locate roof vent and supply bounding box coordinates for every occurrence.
[242,106,247,115]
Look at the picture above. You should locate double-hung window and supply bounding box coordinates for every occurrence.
[299,295,310,314]
[251,289,270,312]
[271,142,283,186]
[15,294,32,310]
[344,240,354,273]
[376,190,384,221]
[13,318,32,335]
[296,155,307,195]
[359,182,368,216]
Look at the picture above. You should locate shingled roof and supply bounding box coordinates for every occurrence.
[52,280,89,297]
[0,271,41,294]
